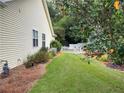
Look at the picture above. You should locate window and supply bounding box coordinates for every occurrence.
[33,30,38,47]
[42,33,46,48]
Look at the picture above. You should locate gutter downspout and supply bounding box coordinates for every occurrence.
[41,0,56,38]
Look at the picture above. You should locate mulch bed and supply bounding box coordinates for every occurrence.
[0,52,62,93]
[103,62,124,71]
[56,52,63,57]
[0,64,46,93]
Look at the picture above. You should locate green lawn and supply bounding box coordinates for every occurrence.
[29,53,124,93]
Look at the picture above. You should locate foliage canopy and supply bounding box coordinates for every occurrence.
[47,0,124,65]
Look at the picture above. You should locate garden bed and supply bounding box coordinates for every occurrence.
[103,62,124,71]
[0,64,46,93]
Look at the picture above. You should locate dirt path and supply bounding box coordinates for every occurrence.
[0,63,47,93]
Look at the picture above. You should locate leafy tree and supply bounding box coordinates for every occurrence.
[47,0,124,65]
[50,40,62,52]
[83,0,124,65]
[47,0,90,45]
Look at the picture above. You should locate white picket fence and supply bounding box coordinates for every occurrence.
[62,46,83,54]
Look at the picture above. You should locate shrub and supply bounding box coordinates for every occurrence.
[50,40,62,52]
[110,45,124,65]
[24,48,50,68]
[118,45,124,58]
[99,54,108,62]
[40,47,48,52]
[34,47,49,64]
[49,51,56,59]
[24,55,35,68]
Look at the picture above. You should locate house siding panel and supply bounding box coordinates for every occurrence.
[0,7,2,70]
[0,2,25,70]
[0,0,54,72]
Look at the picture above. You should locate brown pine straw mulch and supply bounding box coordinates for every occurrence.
[102,62,124,72]
[0,52,63,93]
[0,63,46,93]
[56,52,63,57]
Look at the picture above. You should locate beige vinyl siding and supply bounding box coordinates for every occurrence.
[0,0,54,72]
[0,7,2,56]
[0,1,25,69]
[0,7,4,69]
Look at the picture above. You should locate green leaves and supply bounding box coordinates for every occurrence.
[47,0,124,65]
[84,0,124,65]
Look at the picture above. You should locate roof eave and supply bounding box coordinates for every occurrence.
[42,0,56,38]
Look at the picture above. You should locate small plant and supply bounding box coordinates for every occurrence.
[24,47,51,68]
[109,44,124,65]
[49,51,56,59]
[99,54,108,62]
[40,47,48,52]
[50,40,62,52]
[34,47,50,64]
[24,55,35,68]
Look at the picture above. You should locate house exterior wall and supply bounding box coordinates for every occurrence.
[0,6,2,64]
[0,0,54,71]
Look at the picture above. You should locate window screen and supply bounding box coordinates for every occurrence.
[33,30,38,47]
